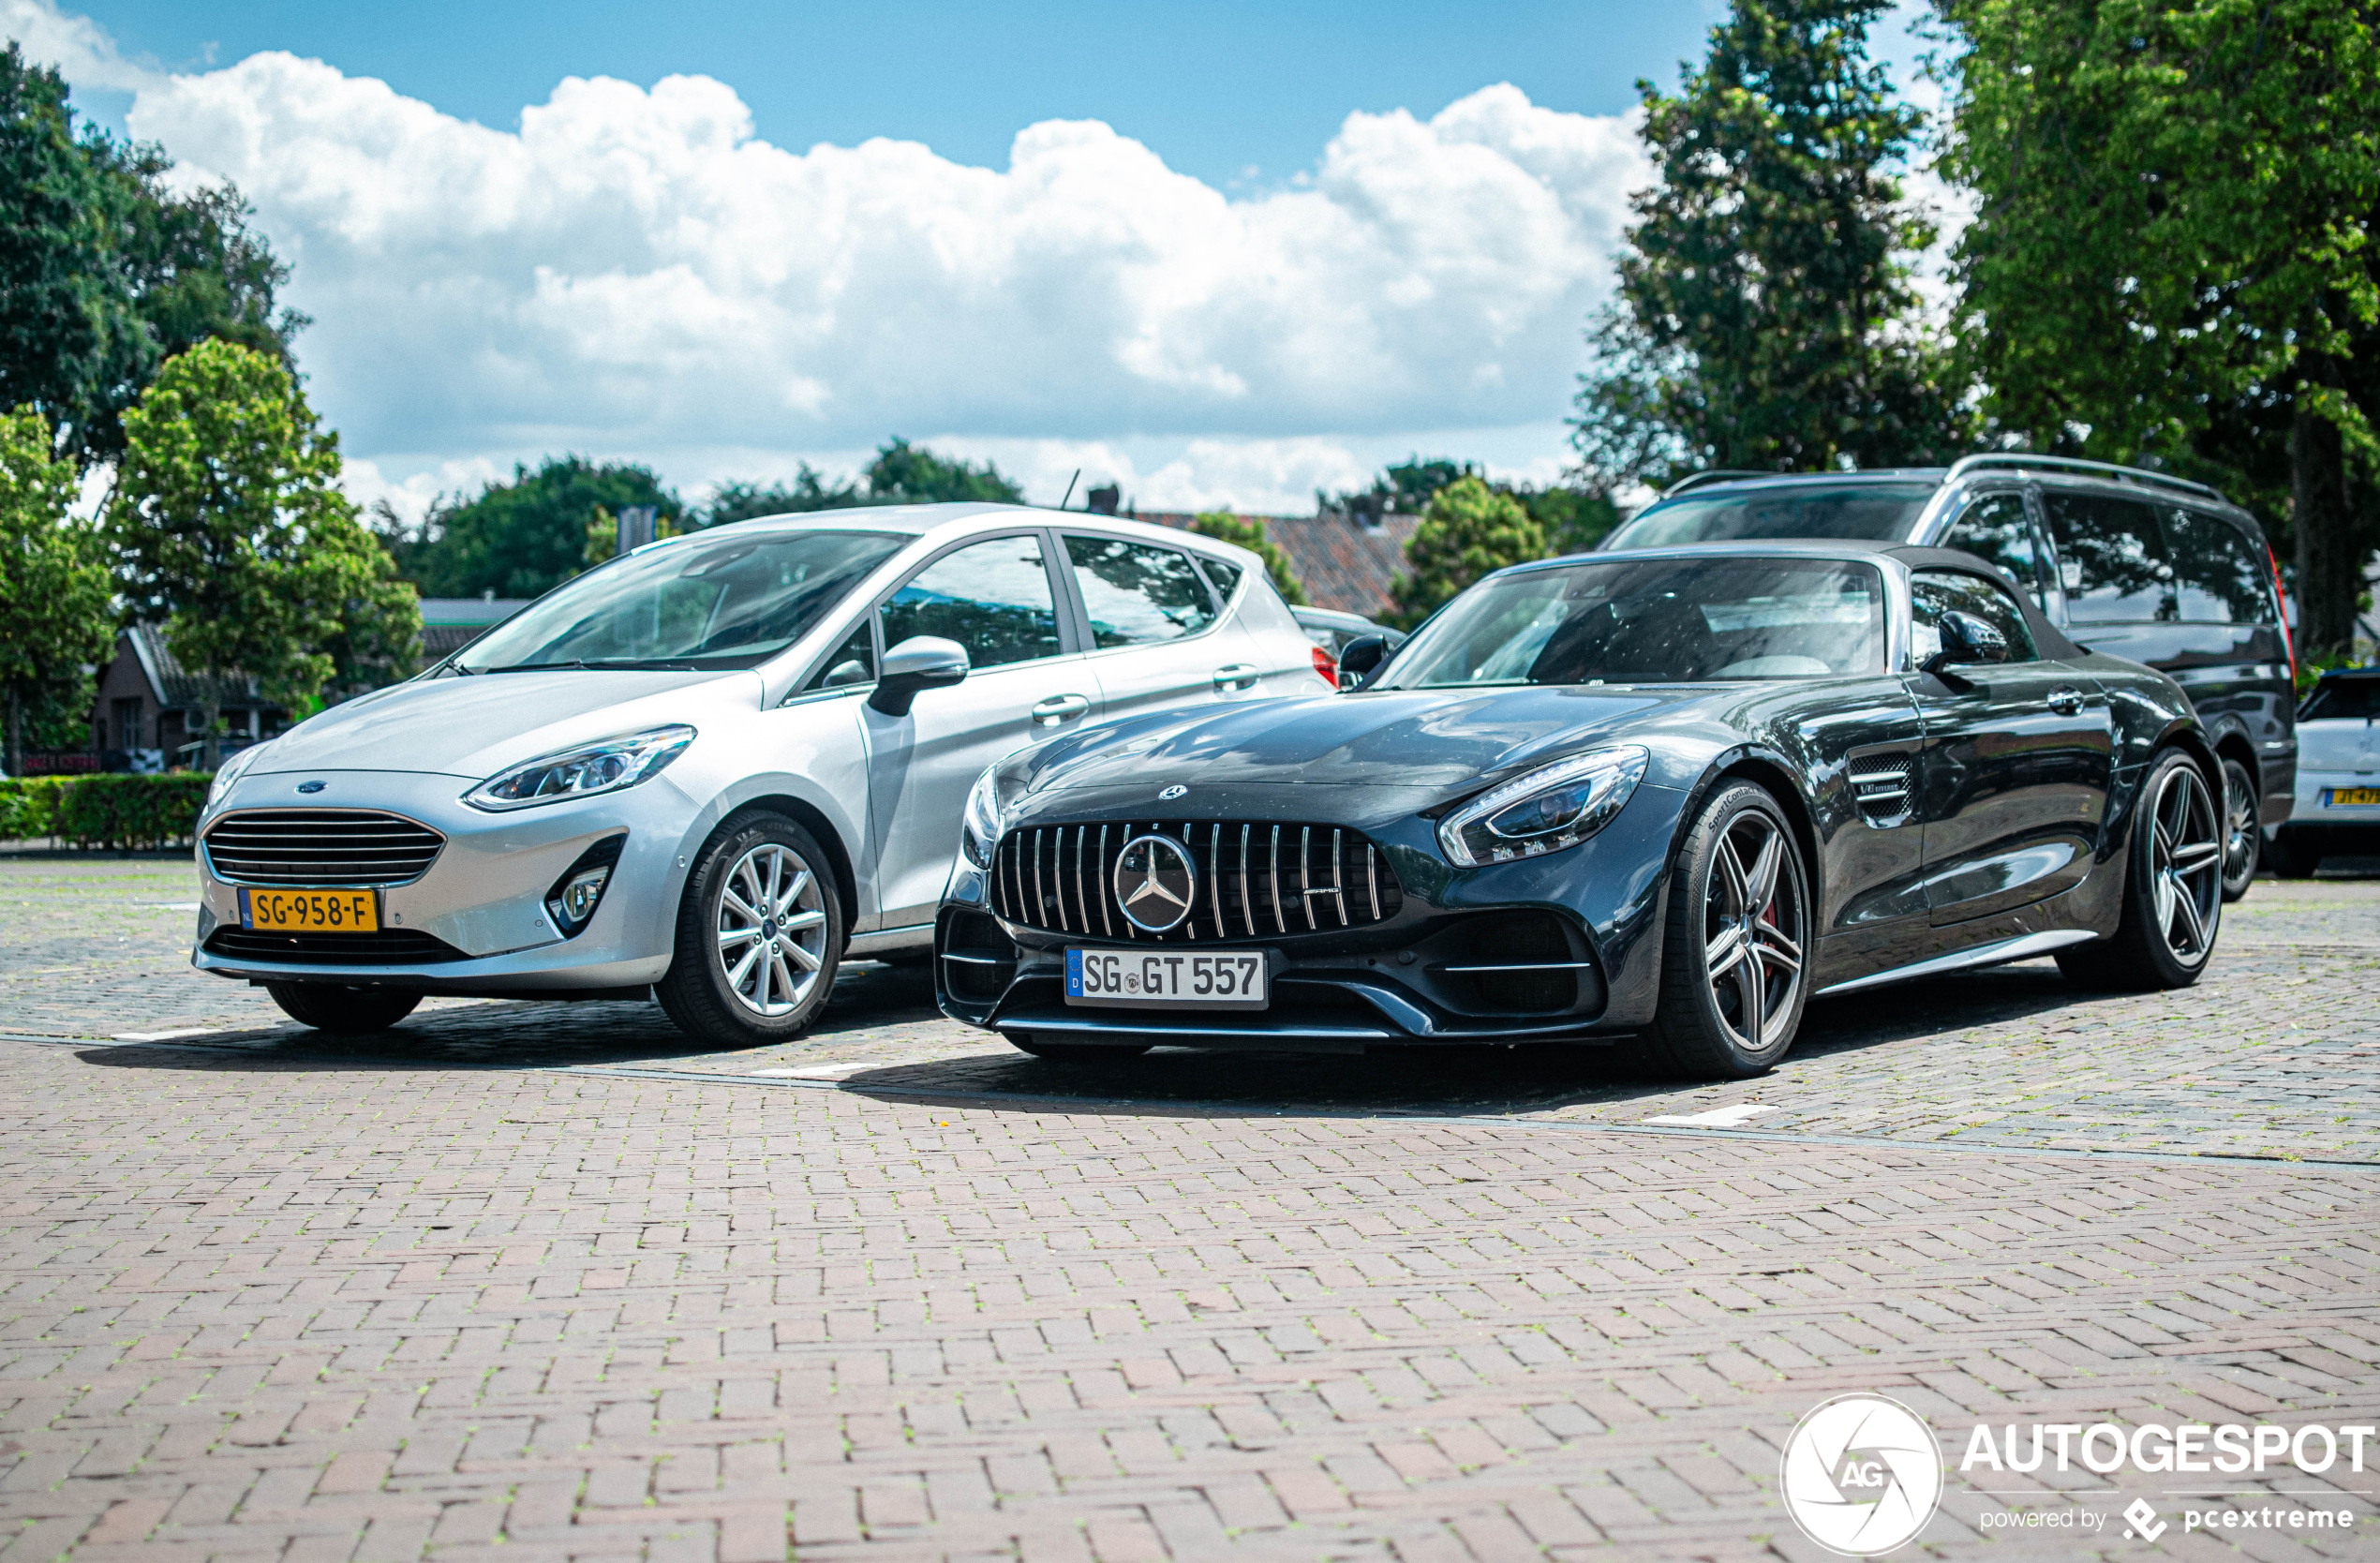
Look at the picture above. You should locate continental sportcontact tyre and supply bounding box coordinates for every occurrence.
[657,811,843,1047]
[1644,781,1811,1080]
[2055,748,2222,992]
[265,983,423,1034]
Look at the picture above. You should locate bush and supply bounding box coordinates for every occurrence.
[0,772,212,848]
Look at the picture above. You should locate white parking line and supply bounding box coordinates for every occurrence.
[112,1027,228,1042]
[1641,1103,1780,1127]
[749,1056,946,1080]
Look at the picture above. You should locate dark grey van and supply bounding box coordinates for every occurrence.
[1602,455,2296,898]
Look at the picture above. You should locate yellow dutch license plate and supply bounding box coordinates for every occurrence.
[2326,786,2380,808]
[239,886,379,932]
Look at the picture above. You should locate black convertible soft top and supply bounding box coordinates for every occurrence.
[1880,543,2087,661]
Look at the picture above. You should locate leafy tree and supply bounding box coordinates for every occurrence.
[0,407,111,773]
[0,46,303,465]
[1517,486,1620,557]
[401,456,683,599]
[1571,0,1968,493]
[703,465,861,525]
[581,504,682,569]
[106,340,419,766]
[862,438,1024,504]
[1942,0,2380,658]
[1187,512,1308,605]
[1388,476,1548,629]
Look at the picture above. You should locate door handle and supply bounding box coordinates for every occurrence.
[1030,692,1091,727]
[2046,687,2085,716]
[1212,663,1259,691]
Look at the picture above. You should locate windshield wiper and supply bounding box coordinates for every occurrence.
[478,658,711,674]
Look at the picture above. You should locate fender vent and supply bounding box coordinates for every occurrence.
[1848,753,1914,827]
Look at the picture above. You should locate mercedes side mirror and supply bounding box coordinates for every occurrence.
[1337,634,1390,690]
[869,635,970,717]
[1922,610,2010,687]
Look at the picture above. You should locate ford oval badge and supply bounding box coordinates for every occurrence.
[295,780,327,795]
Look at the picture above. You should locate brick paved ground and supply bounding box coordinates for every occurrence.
[3,857,2378,1561]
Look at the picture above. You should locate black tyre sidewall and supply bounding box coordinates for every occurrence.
[2117,749,2222,988]
[658,811,843,1046]
[265,982,422,1034]
[1648,781,1811,1079]
[2220,756,2259,901]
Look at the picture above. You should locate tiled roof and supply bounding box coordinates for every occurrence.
[1133,512,1418,620]
[123,626,277,712]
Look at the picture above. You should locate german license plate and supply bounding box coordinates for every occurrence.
[239,886,379,932]
[2325,786,2380,808]
[1065,947,1268,1009]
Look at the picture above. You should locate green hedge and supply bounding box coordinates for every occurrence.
[0,773,214,849]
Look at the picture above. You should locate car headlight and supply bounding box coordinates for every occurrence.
[463,725,695,811]
[206,741,270,807]
[961,765,1004,869]
[1437,747,1648,868]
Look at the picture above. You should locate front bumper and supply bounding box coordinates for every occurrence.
[191,768,700,991]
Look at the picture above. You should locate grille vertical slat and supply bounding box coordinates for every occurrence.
[1096,825,1114,938]
[992,818,1401,943]
[1237,825,1254,939]
[202,810,444,887]
[1365,845,1380,922]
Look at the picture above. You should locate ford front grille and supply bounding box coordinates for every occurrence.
[201,809,446,887]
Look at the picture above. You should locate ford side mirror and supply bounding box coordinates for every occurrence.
[1337,634,1389,690]
[1922,610,2009,688]
[869,635,969,717]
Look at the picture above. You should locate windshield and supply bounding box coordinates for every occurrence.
[456,528,906,672]
[1605,483,1936,550]
[1377,558,1886,688]
[2301,678,2380,722]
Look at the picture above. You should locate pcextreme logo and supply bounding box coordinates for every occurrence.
[1780,1394,1944,1556]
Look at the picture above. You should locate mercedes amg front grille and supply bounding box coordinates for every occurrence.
[991,819,1404,943]
[201,809,446,886]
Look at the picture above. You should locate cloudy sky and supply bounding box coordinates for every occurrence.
[9,0,1936,518]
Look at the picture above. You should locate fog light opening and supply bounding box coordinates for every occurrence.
[544,835,627,939]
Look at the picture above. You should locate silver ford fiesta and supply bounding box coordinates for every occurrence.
[192,502,1327,1043]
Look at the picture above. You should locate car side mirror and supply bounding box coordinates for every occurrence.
[1337,634,1389,690]
[869,635,969,717]
[1922,610,2010,684]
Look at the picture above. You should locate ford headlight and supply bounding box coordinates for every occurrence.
[1437,747,1648,868]
[960,765,1004,869]
[206,741,271,807]
[463,725,695,811]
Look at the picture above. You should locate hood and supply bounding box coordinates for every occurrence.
[1020,685,1727,799]
[245,668,763,779]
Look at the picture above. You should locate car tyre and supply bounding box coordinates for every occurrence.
[265,982,422,1034]
[2263,826,2321,880]
[1645,781,1811,1080]
[657,811,843,1046]
[1004,1034,1153,1062]
[2055,747,2223,991]
[2219,755,2260,901]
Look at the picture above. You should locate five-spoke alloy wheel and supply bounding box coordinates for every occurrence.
[659,811,843,1044]
[1649,781,1810,1079]
[2058,747,2222,991]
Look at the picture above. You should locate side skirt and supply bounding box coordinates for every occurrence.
[1813,929,2095,998]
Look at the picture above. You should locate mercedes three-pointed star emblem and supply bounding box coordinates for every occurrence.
[1113,833,1197,932]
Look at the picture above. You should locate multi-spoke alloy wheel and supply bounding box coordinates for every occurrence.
[658,811,843,1045]
[2149,760,2224,965]
[2218,756,2259,901]
[715,841,830,1016]
[1649,781,1811,1079]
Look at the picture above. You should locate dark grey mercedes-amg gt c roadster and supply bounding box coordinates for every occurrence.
[934,541,2227,1079]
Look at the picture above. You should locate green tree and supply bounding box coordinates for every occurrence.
[862,438,1024,504]
[1187,512,1308,604]
[402,456,683,599]
[703,465,861,525]
[1572,0,1968,493]
[1388,476,1548,629]
[0,45,303,465]
[1517,486,1620,557]
[106,340,419,766]
[0,407,111,773]
[1942,0,2380,658]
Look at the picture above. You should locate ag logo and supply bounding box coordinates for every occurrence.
[1113,833,1197,931]
[1779,1394,1942,1556]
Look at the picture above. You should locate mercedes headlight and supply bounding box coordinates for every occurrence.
[205,741,271,807]
[1437,747,1648,868]
[463,725,695,811]
[961,765,1004,869]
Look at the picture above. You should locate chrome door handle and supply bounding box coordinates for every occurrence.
[1030,693,1092,727]
[1212,663,1259,691]
[2046,687,2085,716]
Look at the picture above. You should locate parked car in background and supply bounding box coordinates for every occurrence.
[939,542,2227,1080]
[2267,666,2380,876]
[1600,455,2294,899]
[1293,605,1406,661]
[191,504,1325,1044]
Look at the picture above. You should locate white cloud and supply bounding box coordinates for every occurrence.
[12,1,1649,508]
[2,0,156,93]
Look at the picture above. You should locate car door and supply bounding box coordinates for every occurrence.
[1908,567,2115,925]
[1056,531,1272,722]
[862,529,1099,930]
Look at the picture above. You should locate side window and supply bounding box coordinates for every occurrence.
[1197,555,1244,602]
[880,535,1062,670]
[802,622,875,692]
[1939,491,2048,606]
[1911,569,2040,663]
[2042,491,2172,622]
[1062,535,1219,648]
[2160,508,2273,625]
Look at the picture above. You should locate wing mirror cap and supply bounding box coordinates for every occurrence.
[1922,610,2012,681]
[1337,633,1391,689]
[869,635,970,716]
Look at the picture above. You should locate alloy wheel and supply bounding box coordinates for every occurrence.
[715,841,830,1017]
[1702,810,1806,1054]
[2150,764,2224,964]
[2219,758,2258,898]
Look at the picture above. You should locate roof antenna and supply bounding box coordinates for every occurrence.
[1059,469,1080,510]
